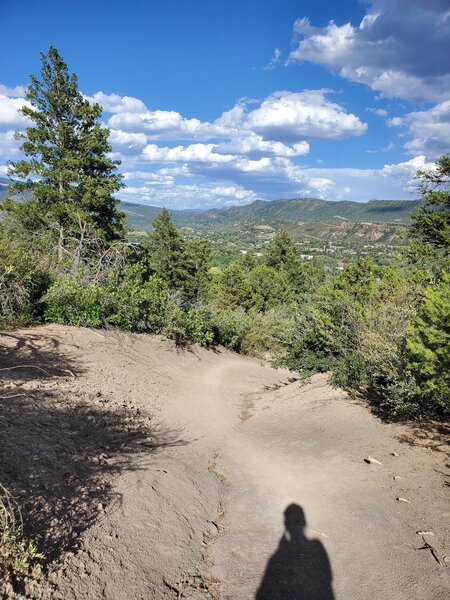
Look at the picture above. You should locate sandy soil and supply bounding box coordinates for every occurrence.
[0,325,448,599]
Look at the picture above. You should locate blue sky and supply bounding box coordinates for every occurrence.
[0,0,449,208]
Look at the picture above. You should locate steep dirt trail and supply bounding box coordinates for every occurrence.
[160,358,449,600]
[1,326,448,600]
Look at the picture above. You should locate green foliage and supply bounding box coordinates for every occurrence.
[43,279,109,326]
[244,264,291,313]
[265,227,298,270]
[211,308,250,351]
[0,221,51,327]
[209,262,248,309]
[143,209,186,288]
[274,305,334,377]
[406,274,450,416]
[1,484,44,579]
[265,228,325,296]
[7,46,124,270]
[240,309,293,359]
[108,264,168,332]
[332,353,368,389]
[410,154,450,253]
[183,239,212,301]
[162,300,215,347]
[43,264,169,332]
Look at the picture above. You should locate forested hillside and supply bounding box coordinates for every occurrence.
[121,196,419,229]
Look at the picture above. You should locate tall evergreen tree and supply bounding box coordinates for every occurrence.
[144,209,187,288]
[265,227,298,270]
[410,154,450,260]
[7,46,124,269]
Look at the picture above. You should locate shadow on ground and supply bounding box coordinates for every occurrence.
[0,331,186,563]
[256,504,335,600]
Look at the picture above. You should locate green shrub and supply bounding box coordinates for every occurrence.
[44,279,109,326]
[212,308,250,351]
[108,264,168,332]
[184,306,215,346]
[406,273,450,416]
[241,309,293,359]
[0,232,50,328]
[332,353,368,389]
[274,306,334,377]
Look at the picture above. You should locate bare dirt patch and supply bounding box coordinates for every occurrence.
[1,325,448,599]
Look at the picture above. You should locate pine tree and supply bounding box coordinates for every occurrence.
[406,273,450,416]
[144,209,187,289]
[410,154,450,259]
[265,227,298,270]
[7,46,124,270]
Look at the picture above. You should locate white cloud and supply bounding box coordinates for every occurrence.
[263,48,282,71]
[85,92,147,113]
[108,108,225,141]
[107,89,365,145]
[108,129,148,155]
[288,1,450,102]
[0,131,22,158]
[387,117,403,127]
[367,107,388,117]
[214,133,309,158]
[0,94,31,127]
[142,143,235,164]
[380,155,434,193]
[118,182,258,210]
[402,101,450,158]
[243,90,367,141]
[0,84,27,98]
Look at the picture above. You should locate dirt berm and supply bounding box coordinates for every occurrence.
[0,325,448,599]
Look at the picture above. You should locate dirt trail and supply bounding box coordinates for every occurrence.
[0,325,449,599]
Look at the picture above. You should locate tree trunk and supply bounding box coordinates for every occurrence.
[58,177,65,261]
[57,223,64,261]
[73,220,86,275]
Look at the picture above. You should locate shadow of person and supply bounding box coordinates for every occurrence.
[256,504,335,600]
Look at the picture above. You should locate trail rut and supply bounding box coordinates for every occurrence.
[0,325,448,599]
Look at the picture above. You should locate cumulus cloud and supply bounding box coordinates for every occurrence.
[108,108,225,141]
[288,1,450,102]
[243,90,367,141]
[118,182,258,210]
[402,101,450,158]
[106,89,365,145]
[85,91,147,113]
[0,94,31,127]
[214,133,309,158]
[0,131,22,159]
[0,84,27,98]
[0,80,425,209]
[108,129,148,155]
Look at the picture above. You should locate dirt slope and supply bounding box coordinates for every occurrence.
[0,325,448,599]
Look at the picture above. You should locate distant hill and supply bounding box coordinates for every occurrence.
[1,183,418,244]
[121,197,419,230]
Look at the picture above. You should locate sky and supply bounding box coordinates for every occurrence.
[0,0,449,209]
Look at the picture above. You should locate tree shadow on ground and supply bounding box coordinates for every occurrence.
[396,422,449,486]
[0,331,83,381]
[0,332,186,564]
[396,421,450,456]
[256,504,335,600]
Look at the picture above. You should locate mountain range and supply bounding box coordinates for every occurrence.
[1,177,419,244]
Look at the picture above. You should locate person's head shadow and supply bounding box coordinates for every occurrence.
[256,503,335,600]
